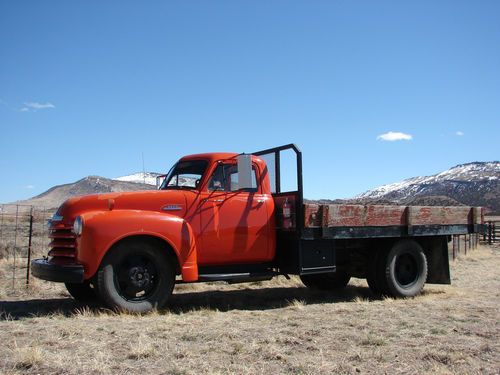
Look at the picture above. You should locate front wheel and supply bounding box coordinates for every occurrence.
[96,241,175,313]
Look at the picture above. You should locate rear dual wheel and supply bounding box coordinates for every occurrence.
[367,240,428,298]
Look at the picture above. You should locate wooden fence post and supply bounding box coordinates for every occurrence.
[452,235,456,260]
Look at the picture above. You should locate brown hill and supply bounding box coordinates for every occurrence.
[12,176,155,211]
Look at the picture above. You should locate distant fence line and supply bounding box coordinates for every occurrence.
[451,233,480,261]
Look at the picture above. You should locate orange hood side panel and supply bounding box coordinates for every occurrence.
[77,210,198,281]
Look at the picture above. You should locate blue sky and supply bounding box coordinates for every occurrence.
[1,1,499,202]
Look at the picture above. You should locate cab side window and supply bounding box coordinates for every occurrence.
[208,164,258,192]
[228,168,257,192]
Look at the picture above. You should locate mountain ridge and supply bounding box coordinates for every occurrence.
[350,161,499,214]
[5,161,499,214]
[11,176,155,211]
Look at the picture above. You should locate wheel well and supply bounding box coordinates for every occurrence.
[349,236,449,284]
[106,235,181,275]
[336,238,399,278]
[343,237,438,278]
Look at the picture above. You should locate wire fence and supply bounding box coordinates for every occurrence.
[483,221,499,244]
[451,233,480,260]
[0,204,52,291]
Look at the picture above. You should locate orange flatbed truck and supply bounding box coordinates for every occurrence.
[31,144,484,312]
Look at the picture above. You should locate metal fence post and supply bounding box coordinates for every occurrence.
[0,204,4,245]
[26,208,34,286]
[12,205,19,289]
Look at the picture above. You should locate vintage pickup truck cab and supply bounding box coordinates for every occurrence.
[32,145,483,312]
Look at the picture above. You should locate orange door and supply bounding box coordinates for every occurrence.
[197,163,272,265]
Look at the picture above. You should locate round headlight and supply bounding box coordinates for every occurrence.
[73,216,83,236]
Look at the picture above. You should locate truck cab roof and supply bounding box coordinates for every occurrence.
[179,152,238,163]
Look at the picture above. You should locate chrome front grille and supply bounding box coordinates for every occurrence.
[48,224,76,258]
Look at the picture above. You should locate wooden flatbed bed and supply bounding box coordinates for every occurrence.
[302,204,483,239]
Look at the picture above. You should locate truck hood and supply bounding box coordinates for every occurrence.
[54,190,190,224]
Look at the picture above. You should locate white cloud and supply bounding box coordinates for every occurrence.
[456,131,464,136]
[376,131,413,142]
[21,102,55,112]
[24,185,35,189]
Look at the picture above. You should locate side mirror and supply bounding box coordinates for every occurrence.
[156,174,167,189]
[237,154,253,190]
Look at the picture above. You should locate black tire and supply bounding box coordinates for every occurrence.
[96,241,175,313]
[300,271,351,291]
[65,281,97,302]
[366,248,390,296]
[366,251,381,295]
[384,240,428,298]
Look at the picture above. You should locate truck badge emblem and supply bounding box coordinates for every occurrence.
[162,205,182,211]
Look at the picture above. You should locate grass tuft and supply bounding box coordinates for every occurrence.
[127,336,157,360]
[14,346,43,369]
[74,306,97,318]
[0,310,14,321]
[360,335,387,347]
[352,296,370,303]
[423,352,452,365]
[287,299,306,309]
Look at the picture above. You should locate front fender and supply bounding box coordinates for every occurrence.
[77,210,198,281]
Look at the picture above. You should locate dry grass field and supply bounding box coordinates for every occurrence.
[0,245,499,375]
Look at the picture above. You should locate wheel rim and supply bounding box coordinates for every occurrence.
[395,253,419,287]
[114,254,159,301]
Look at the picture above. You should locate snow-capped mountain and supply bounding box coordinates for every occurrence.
[113,172,197,188]
[355,162,500,214]
[114,172,163,186]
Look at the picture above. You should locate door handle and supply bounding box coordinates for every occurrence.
[257,199,265,203]
[208,199,225,203]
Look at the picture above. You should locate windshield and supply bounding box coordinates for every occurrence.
[160,160,208,190]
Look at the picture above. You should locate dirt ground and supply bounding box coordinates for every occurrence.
[0,245,499,375]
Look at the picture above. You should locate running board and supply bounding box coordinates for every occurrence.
[196,271,278,284]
